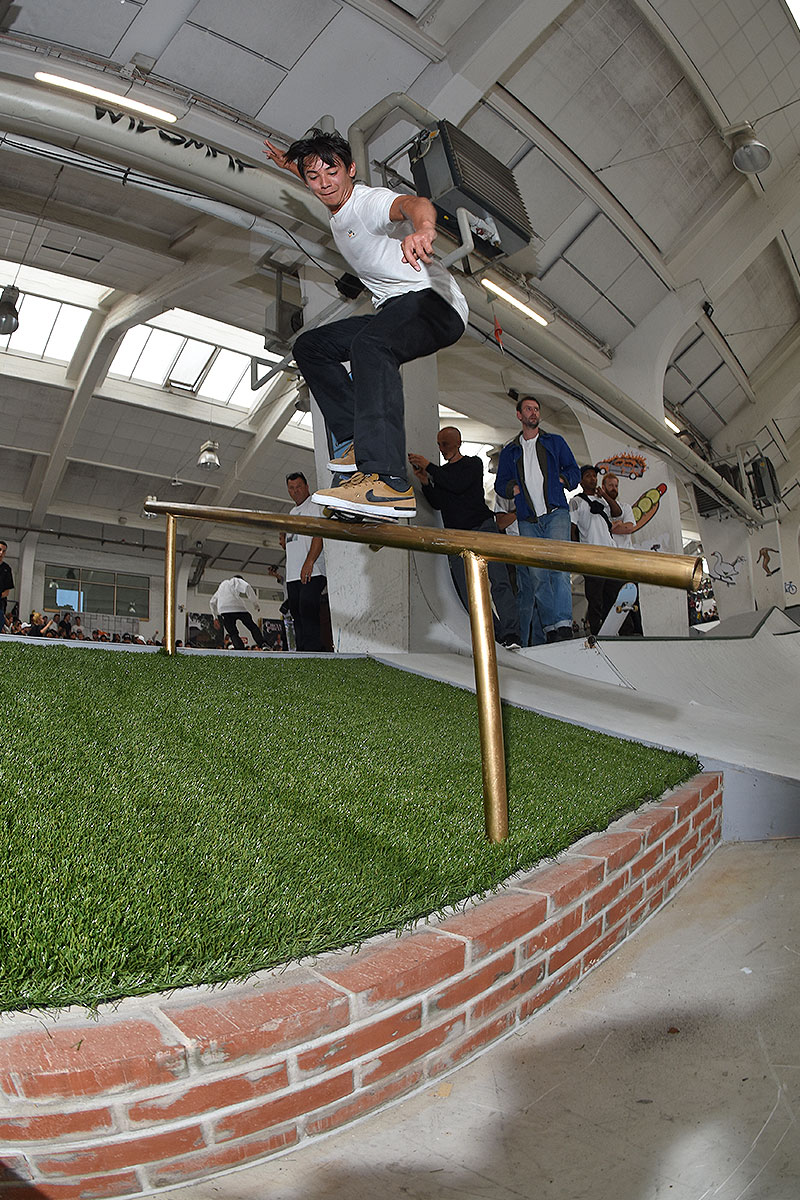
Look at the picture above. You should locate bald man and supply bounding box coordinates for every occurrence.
[408,427,520,648]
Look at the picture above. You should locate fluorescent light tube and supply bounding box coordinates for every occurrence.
[34,72,178,123]
[481,278,549,326]
[664,415,682,434]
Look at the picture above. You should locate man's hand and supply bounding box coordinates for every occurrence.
[401,223,436,271]
[300,556,315,584]
[263,139,302,178]
[408,452,430,484]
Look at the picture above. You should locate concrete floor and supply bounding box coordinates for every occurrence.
[158,839,800,1200]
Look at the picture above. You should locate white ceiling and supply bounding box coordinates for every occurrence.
[1,0,799,574]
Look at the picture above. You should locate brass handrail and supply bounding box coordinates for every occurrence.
[144,497,702,844]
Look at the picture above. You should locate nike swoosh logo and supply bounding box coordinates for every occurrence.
[365,488,414,504]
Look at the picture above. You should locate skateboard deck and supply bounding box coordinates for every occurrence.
[598,581,638,636]
[322,505,402,552]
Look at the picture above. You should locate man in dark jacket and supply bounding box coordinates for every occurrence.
[495,395,580,642]
[409,428,520,648]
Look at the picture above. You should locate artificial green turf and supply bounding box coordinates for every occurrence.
[0,644,699,1013]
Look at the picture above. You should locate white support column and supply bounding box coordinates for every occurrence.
[16,531,38,621]
[599,288,706,635]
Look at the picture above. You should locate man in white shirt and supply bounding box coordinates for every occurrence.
[209,576,265,650]
[569,465,620,635]
[281,472,330,652]
[600,471,643,635]
[264,130,467,520]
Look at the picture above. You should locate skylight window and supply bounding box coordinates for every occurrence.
[0,291,92,362]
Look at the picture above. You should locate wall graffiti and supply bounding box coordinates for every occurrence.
[595,452,647,479]
[756,546,780,576]
[631,482,667,530]
[94,106,256,174]
[708,551,745,587]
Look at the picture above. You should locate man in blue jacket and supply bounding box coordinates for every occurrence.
[495,394,580,642]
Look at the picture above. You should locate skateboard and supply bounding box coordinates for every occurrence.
[322,506,402,552]
[598,581,638,636]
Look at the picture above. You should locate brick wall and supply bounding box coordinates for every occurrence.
[0,773,722,1198]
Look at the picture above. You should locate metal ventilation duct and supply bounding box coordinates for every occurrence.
[409,120,533,259]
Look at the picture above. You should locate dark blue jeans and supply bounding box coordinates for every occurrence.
[293,289,465,482]
[517,508,573,634]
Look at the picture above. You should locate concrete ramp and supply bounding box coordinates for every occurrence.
[379,619,800,842]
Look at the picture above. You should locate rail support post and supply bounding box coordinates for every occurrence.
[463,550,509,843]
[164,514,177,656]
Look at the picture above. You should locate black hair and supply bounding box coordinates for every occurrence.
[579,464,598,477]
[285,129,354,180]
[0,540,6,548]
[286,471,308,484]
[515,393,540,413]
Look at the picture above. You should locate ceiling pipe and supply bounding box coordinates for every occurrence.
[347,92,439,180]
[0,78,763,524]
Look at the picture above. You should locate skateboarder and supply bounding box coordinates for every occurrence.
[263,129,468,519]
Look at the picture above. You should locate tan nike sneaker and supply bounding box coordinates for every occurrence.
[326,442,357,473]
[312,473,416,518]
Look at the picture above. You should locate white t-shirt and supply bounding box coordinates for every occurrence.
[210,577,259,617]
[285,496,326,582]
[612,501,635,549]
[520,434,546,519]
[329,184,469,326]
[569,493,614,548]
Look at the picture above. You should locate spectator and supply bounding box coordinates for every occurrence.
[569,466,619,635]
[0,541,13,628]
[27,611,56,637]
[600,472,643,636]
[281,472,332,652]
[409,427,520,648]
[495,394,580,642]
[209,577,266,651]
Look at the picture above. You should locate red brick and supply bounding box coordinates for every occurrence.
[645,853,677,895]
[665,819,691,853]
[663,783,703,820]
[360,1016,463,1086]
[548,917,603,974]
[583,924,626,969]
[583,872,627,919]
[430,951,515,1013]
[677,830,700,861]
[437,892,547,960]
[428,1012,515,1077]
[0,1171,142,1199]
[128,1061,288,1124]
[520,857,604,909]
[699,773,722,800]
[691,799,713,830]
[0,1106,114,1142]
[144,1126,297,1187]
[212,1071,353,1143]
[163,978,349,1065]
[296,1005,422,1074]
[32,1124,204,1179]
[628,843,661,882]
[625,807,675,843]
[307,1070,422,1136]
[519,964,581,1020]
[470,961,545,1020]
[605,883,645,930]
[520,906,582,960]
[578,830,643,872]
[0,1021,188,1101]
[315,933,465,1012]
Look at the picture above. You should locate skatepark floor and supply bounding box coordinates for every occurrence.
[158,838,800,1200]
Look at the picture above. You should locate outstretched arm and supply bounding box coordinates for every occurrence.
[389,194,438,271]
[263,139,303,179]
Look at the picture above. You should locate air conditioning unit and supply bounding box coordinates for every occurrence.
[749,455,780,506]
[692,462,744,516]
[409,121,533,260]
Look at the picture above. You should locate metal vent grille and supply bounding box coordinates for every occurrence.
[410,120,533,258]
